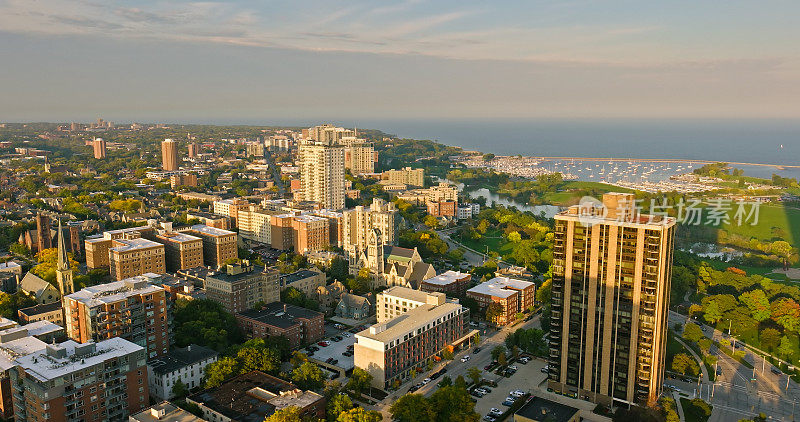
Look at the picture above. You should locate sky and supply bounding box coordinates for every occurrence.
[1,0,799,123]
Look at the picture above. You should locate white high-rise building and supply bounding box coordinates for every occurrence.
[342,198,398,264]
[297,142,345,210]
[345,143,375,175]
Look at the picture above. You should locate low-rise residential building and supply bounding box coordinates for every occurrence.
[235,302,324,349]
[382,167,424,188]
[514,396,581,422]
[354,301,467,389]
[187,371,325,422]
[279,268,325,296]
[17,301,64,326]
[130,401,207,422]
[316,281,346,312]
[456,203,480,220]
[335,293,372,320]
[466,277,535,325]
[9,338,149,422]
[427,200,457,218]
[148,344,219,401]
[204,262,280,314]
[64,276,170,358]
[420,270,472,297]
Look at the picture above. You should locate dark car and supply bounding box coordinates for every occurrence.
[474,347,482,353]
[484,364,494,370]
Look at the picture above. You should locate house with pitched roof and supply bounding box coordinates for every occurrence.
[18,272,60,304]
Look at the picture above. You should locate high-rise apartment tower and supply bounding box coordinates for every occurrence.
[547,193,675,406]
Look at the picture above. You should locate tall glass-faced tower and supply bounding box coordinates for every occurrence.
[548,193,675,406]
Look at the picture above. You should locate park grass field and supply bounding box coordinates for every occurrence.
[456,228,514,256]
[719,203,800,244]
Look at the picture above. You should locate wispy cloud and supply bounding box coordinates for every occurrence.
[0,0,795,69]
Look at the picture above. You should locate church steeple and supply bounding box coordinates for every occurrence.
[55,219,74,295]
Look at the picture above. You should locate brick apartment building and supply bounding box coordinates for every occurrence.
[64,276,170,358]
[235,302,324,349]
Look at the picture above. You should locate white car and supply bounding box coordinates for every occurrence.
[422,378,432,385]
[509,365,518,370]
[461,355,471,362]
[342,332,351,337]
[510,390,525,397]
[489,408,503,416]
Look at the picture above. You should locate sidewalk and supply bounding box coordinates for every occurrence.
[675,336,710,383]
[672,391,687,422]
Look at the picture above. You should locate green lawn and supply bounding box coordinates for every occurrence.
[456,228,514,256]
[720,204,800,244]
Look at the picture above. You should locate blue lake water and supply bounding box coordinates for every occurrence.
[360,118,800,180]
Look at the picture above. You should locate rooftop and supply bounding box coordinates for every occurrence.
[293,214,327,223]
[15,338,144,382]
[356,302,463,345]
[280,269,322,285]
[18,301,63,317]
[0,336,48,371]
[380,286,431,303]
[157,232,202,243]
[0,261,21,271]
[129,402,205,422]
[514,396,579,422]
[110,237,163,252]
[189,224,235,236]
[237,302,323,329]
[148,344,218,376]
[466,282,517,299]
[187,371,323,422]
[65,276,164,307]
[422,270,471,286]
[0,320,62,339]
[485,276,535,290]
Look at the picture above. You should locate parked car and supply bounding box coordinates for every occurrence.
[484,364,494,370]
[470,390,485,398]
[519,357,530,364]
[489,408,503,416]
[510,390,525,397]
[483,416,496,422]
[480,386,493,393]
[461,355,471,362]
[409,384,421,393]
[771,367,782,375]
[342,351,353,357]
[342,332,351,337]
[501,399,515,406]
[474,347,482,353]
[422,378,432,385]
[509,365,518,371]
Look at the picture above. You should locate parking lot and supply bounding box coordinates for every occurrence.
[473,358,549,419]
[306,332,356,372]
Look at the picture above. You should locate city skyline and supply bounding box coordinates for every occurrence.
[1,1,799,121]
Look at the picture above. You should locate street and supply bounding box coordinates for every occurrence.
[668,310,800,421]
